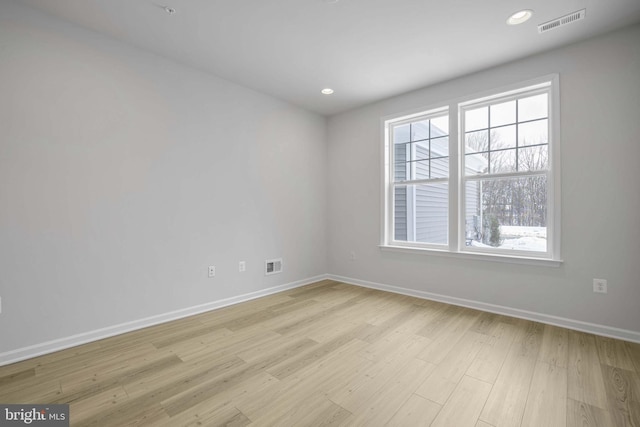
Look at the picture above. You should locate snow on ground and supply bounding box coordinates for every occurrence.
[500,226,546,251]
[500,226,547,239]
[500,225,547,252]
[470,226,547,252]
[499,236,547,251]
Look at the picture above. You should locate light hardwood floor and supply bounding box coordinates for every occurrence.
[1,280,639,426]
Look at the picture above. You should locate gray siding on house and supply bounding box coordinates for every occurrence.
[394,143,408,240]
[465,181,480,241]
[394,186,407,241]
[415,183,448,244]
[415,143,448,244]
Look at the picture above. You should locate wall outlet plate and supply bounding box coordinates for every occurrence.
[593,278,607,294]
[208,266,216,277]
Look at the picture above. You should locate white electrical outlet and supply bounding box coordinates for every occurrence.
[239,261,246,272]
[208,266,216,278]
[593,278,607,294]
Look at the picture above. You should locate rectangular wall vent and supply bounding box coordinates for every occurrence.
[538,9,586,33]
[265,258,283,275]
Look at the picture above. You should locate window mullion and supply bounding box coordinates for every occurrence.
[449,103,459,252]
[464,169,547,181]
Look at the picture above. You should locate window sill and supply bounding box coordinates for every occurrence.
[379,244,563,267]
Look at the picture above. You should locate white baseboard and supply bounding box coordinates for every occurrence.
[328,274,640,344]
[3,272,638,367]
[0,274,329,367]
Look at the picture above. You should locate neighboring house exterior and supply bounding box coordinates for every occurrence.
[394,120,484,245]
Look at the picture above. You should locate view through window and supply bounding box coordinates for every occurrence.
[384,77,559,261]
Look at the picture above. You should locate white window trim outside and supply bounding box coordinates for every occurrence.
[380,74,562,267]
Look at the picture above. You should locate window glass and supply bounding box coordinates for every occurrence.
[465,107,488,132]
[490,100,516,127]
[518,93,548,122]
[464,176,548,252]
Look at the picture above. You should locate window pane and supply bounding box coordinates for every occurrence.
[518,119,548,147]
[394,142,409,162]
[431,157,449,179]
[394,143,409,182]
[490,100,516,127]
[414,140,430,160]
[394,183,448,245]
[412,120,429,141]
[518,145,548,171]
[490,149,516,173]
[394,161,410,181]
[465,175,547,252]
[394,123,410,144]
[394,186,408,241]
[465,130,488,153]
[412,160,430,180]
[465,152,489,175]
[431,136,449,157]
[415,183,448,245]
[465,106,488,132]
[490,125,516,150]
[431,115,449,136]
[518,93,548,122]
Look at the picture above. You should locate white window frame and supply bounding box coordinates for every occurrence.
[381,75,562,266]
[384,108,450,250]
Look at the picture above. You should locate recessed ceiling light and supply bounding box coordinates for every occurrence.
[164,6,176,15]
[321,88,334,95]
[507,9,533,25]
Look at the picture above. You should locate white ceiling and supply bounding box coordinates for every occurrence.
[17,0,640,116]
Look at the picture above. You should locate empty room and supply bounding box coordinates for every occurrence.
[1,0,639,426]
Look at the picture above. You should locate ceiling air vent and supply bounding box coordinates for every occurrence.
[538,9,586,34]
[265,258,283,276]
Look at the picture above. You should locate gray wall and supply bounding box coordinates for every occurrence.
[327,24,640,334]
[0,2,327,354]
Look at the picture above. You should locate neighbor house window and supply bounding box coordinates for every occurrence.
[383,76,560,263]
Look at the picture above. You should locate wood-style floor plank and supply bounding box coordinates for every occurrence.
[466,321,517,384]
[385,394,441,427]
[596,336,637,370]
[521,361,568,427]
[1,280,639,427]
[601,365,640,426]
[415,330,487,404]
[539,324,569,368]
[479,320,544,426]
[627,341,640,374]
[566,398,613,427]
[430,375,493,427]
[342,358,436,426]
[567,330,609,410]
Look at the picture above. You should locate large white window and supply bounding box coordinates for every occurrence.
[382,76,561,264]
